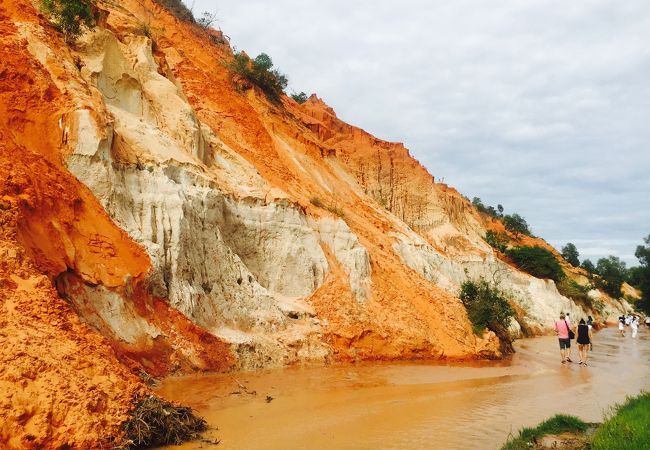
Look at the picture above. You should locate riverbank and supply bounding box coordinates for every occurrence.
[155,327,649,449]
[501,391,650,449]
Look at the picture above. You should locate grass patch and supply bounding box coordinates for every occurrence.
[501,414,587,450]
[592,391,650,450]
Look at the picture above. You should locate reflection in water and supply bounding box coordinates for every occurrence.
[157,327,650,450]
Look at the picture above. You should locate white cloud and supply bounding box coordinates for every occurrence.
[193,0,650,266]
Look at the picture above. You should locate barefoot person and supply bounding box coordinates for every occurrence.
[554,313,571,364]
[577,318,592,366]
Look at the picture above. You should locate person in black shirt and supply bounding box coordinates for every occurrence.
[577,318,592,366]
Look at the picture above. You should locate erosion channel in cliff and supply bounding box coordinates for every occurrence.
[157,327,650,450]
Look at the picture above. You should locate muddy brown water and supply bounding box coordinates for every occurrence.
[156,327,650,450]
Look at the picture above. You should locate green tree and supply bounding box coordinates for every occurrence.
[503,213,531,238]
[595,256,626,299]
[291,92,309,104]
[561,242,580,267]
[581,258,596,274]
[506,246,564,282]
[41,0,95,42]
[633,234,650,314]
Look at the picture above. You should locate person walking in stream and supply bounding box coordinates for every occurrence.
[554,313,573,364]
[577,318,592,366]
[619,315,626,336]
[631,315,639,338]
[564,312,574,362]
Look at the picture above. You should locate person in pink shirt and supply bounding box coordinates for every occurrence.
[554,313,572,363]
[564,312,573,362]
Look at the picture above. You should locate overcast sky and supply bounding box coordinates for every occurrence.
[193,0,650,266]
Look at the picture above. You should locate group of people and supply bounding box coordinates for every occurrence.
[555,311,648,365]
[554,312,592,366]
[618,313,647,338]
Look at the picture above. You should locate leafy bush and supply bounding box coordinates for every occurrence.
[484,230,508,252]
[472,197,501,218]
[557,278,592,310]
[506,246,564,282]
[41,0,95,42]
[228,52,288,103]
[503,213,531,237]
[561,242,580,267]
[154,0,194,22]
[459,278,515,342]
[291,92,309,104]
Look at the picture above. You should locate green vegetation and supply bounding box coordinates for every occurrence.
[592,391,650,450]
[155,0,194,22]
[561,242,580,267]
[501,414,588,450]
[471,198,531,239]
[557,277,593,310]
[581,258,596,274]
[506,246,564,282]
[40,0,95,42]
[228,52,288,103]
[503,213,531,238]
[484,230,508,253]
[595,256,626,299]
[472,197,502,218]
[459,278,514,345]
[633,235,650,314]
[291,92,309,104]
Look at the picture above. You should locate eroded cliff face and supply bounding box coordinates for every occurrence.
[0,0,629,447]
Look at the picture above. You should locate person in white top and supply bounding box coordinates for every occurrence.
[631,316,639,338]
[618,315,626,336]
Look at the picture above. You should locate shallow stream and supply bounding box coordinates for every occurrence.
[157,326,650,449]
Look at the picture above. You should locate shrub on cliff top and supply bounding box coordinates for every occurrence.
[459,278,515,347]
[291,91,309,104]
[506,245,564,282]
[154,0,195,23]
[228,52,288,103]
[41,0,96,42]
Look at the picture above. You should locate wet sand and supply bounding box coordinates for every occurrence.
[156,327,650,450]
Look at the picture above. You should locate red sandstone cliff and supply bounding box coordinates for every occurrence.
[0,0,630,447]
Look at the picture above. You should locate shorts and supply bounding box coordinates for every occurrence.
[559,338,571,349]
